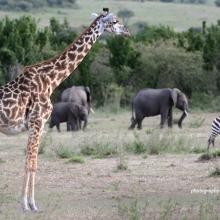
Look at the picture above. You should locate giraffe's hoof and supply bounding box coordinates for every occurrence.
[29,203,38,212]
[22,206,30,212]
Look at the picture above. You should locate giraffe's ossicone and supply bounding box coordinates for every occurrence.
[0,8,130,212]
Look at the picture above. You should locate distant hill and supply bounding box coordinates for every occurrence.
[0,0,219,31]
[0,0,77,11]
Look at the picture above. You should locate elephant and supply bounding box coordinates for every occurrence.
[49,102,88,132]
[61,86,94,114]
[129,88,188,129]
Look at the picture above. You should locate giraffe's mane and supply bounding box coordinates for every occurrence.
[23,15,103,72]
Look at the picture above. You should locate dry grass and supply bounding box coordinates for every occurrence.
[0,111,220,219]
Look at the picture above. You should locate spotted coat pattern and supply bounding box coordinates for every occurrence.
[0,12,130,212]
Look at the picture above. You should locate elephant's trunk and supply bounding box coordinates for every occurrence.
[178,110,188,128]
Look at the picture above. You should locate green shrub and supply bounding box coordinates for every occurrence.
[81,146,95,156]
[0,158,5,164]
[39,133,52,154]
[198,149,220,161]
[215,0,220,6]
[210,167,220,177]
[81,143,117,159]
[190,147,206,154]
[56,146,74,159]
[67,156,85,164]
[117,163,128,171]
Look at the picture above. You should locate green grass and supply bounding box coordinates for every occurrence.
[67,155,85,164]
[128,131,205,156]
[189,117,205,128]
[0,0,220,31]
[80,143,118,159]
[39,132,52,154]
[209,167,220,177]
[0,158,5,164]
[198,149,220,161]
[56,146,75,159]
[117,163,128,171]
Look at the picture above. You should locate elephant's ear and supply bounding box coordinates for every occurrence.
[171,88,181,106]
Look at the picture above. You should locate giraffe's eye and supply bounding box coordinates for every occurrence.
[113,21,117,24]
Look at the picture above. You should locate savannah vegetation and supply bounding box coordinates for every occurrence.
[0,13,220,111]
[1,112,220,219]
[0,0,220,219]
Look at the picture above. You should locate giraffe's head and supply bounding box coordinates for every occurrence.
[92,8,130,37]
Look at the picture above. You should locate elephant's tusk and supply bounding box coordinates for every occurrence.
[90,107,95,114]
[184,110,188,116]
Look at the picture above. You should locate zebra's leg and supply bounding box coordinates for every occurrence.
[207,135,216,151]
[207,136,212,151]
[212,138,215,147]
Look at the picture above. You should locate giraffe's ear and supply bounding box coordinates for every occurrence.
[102,13,114,22]
[91,13,98,19]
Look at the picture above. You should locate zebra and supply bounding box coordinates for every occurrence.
[207,116,220,150]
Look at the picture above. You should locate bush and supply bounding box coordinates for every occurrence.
[117,9,134,25]
[80,143,118,159]
[209,167,220,177]
[67,156,85,164]
[215,0,220,6]
[133,42,215,97]
[56,146,75,159]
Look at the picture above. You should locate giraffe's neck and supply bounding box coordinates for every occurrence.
[24,16,104,96]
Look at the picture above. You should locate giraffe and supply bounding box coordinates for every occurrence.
[0,8,130,212]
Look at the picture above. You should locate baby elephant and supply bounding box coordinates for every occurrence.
[129,88,188,129]
[49,102,88,132]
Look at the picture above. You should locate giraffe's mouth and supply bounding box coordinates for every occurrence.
[123,29,131,37]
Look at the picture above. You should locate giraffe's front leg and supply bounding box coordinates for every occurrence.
[22,170,30,211]
[22,119,44,212]
[28,171,37,211]
[22,171,38,211]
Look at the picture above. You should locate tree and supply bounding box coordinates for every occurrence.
[215,0,220,7]
[107,36,140,86]
[117,9,134,26]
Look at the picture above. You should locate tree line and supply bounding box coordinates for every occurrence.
[0,16,220,111]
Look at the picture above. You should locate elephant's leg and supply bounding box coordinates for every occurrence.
[160,109,169,128]
[129,119,137,129]
[137,117,144,130]
[56,123,61,132]
[72,120,77,131]
[67,115,73,131]
[66,122,71,131]
[71,118,77,131]
[78,119,82,130]
[129,112,140,129]
[167,108,173,128]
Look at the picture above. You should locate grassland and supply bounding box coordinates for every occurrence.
[0,0,219,31]
[0,111,220,219]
